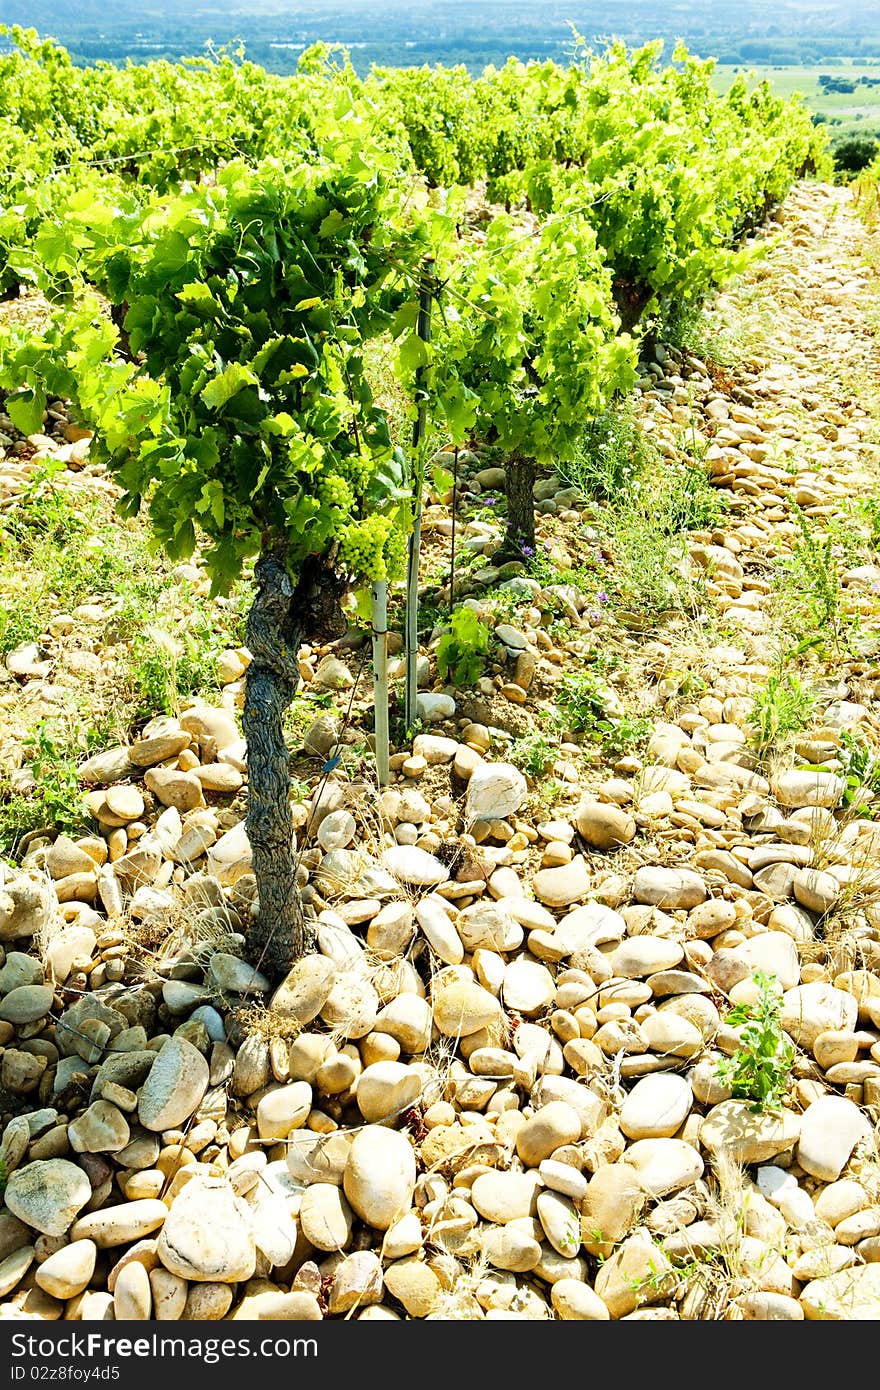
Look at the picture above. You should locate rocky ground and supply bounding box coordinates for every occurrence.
[0,181,880,1321]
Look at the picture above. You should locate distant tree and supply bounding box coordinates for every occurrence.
[834,137,879,178]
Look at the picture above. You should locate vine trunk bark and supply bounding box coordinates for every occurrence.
[242,549,346,980]
[503,451,537,561]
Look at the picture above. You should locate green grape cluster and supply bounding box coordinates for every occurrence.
[317,472,354,513]
[338,514,407,583]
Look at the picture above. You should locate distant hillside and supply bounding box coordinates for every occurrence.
[2,0,880,72]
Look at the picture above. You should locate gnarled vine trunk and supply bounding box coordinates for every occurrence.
[242,549,347,979]
[503,451,537,561]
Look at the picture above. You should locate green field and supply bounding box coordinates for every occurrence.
[711,61,880,145]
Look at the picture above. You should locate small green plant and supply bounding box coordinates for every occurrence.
[0,601,41,657]
[557,406,649,501]
[836,729,880,816]
[127,610,222,721]
[436,605,491,686]
[749,667,815,758]
[715,971,794,1112]
[858,496,880,553]
[663,457,727,533]
[775,506,861,656]
[604,495,693,616]
[526,774,567,817]
[0,722,91,854]
[509,727,560,778]
[558,670,652,757]
[24,723,90,832]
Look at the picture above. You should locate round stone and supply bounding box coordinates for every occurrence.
[471,1171,541,1224]
[68,1101,130,1154]
[343,1127,417,1231]
[781,984,857,1050]
[551,1278,610,1319]
[35,1239,97,1299]
[71,1200,169,1248]
[641,1012,703,1058]
[317,810,357,852]
[104,785,145,822]
[502,958,555,1015]
[415,899,464,965]
[515,1103,582,1168]
[465,763,527,822]
[138,1038,209,1132]
[480,1225,542,1273]
[206,953,270,995]
[0,985,54,1024]
[793,868,840,915]
[632,868,707,910]
[383,1256,442,1317]
[256,1082,313,1140]
[771,770,844,810]
[431,969,502,1038]
[581,1163,645,1256]
[114,1260,152,1320]
[0,1245,34,1298]
[532,857,591,908]
[813,1030,859,1071]
[328,1251,384,1315]
[157,1177,255,1282]
[575,803,637,850]
[612,938,685,979]
[4,1160,92,1237]
[356,1062,421,1124]
[536,1190,581,1258]
[799,1265,880,1319]
[298,1184,354,1252]
[619,1073,693,1139]
[270,956,336,1024]
[320,974,379,1039]
[700,1100,800,1164]
[374,995,433,1054]
[382,846,449,887]
[796,1096,872,1184]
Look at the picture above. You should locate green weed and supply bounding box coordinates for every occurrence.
[557,670,652,757]
[436,605,491,686]
[715,971,794,1112]
[0,721,92,855]
[836,729,880,816]
[774,506,862,656]
[508,727,561,778]
[749,667,816,758]
[557,406,651,501]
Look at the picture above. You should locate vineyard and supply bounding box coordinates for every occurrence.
[1,24,880,1324]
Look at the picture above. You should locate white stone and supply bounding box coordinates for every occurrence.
[796,1096,872,1183]
[157,1177,255,1282]
[4,1160,92,1237]
[343,1127,417,1231]
[137,1038,209,1132]
[620,1074,693,1139]
[465,763,528,822]
[414,898,464,965]
[382,846,449,887]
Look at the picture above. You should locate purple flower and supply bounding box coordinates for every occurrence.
[483,495,496,506]
[596,590,609,605]
[521,544,535,557]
